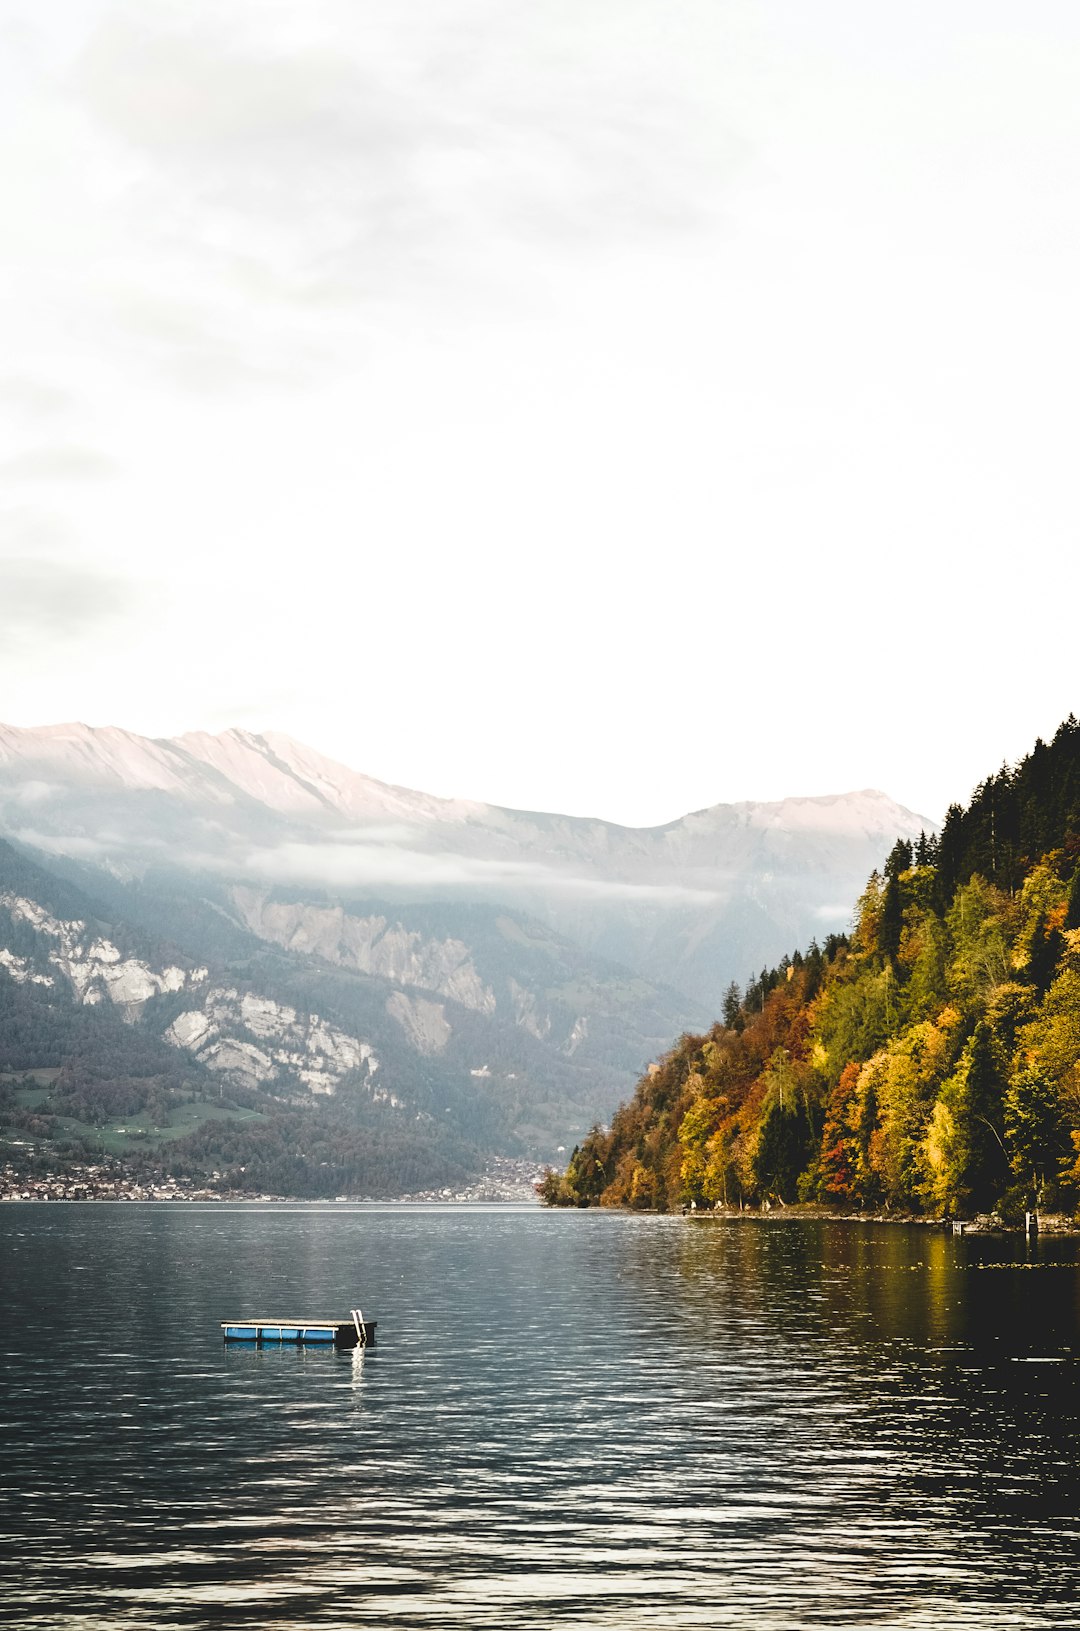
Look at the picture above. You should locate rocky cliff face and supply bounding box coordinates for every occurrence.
[164,988,381,1098]
[0,891,205,1015]
[229,887,497,1015]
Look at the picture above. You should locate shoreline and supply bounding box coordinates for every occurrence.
[680,1201,1080,1235]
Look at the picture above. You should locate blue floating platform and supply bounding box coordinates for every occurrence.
[222,1312,376,1348]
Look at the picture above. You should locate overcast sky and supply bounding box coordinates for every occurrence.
[2,0,1078,827]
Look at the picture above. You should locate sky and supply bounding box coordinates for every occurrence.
[2,0,1079,830]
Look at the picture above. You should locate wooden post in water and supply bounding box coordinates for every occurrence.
[1026,1210,1039,1236]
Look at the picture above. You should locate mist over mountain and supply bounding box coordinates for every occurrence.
[0,722,932,1004]
[0,722,932,1189]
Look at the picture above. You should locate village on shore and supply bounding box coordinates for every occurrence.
[0,1153,545,1205]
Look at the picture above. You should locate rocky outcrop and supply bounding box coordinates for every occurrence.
[165,986,381,1098]
[230,888,497,1014]
[0,946,55,986]
[508,977,551,1041]
[0,893,206,1015]
[564,1015,589,1056]
[385,991,452,1056]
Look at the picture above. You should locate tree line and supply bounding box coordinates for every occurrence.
[540,716,1080,1220]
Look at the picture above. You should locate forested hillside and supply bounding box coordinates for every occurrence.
[541,718,1080,1221]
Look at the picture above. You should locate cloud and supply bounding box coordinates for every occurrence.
[65,0,745,383]
[13,828,117,862]
[325,824,430,846]
[1,447,114,483]
[77,4,735,238]
[101,292,325,392]
[239,840,543,890]
[231,837,721,904]
[0,545,145,648]
[7,781,59,806]
[0,376,73,421]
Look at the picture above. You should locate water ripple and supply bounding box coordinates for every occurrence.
[2,1204,1079,1628]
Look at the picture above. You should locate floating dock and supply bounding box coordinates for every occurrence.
[222,1310,376,1347]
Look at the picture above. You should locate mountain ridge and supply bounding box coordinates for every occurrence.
[0,719,931,837]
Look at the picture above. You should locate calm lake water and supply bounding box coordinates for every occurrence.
[3,1204,1080,1630]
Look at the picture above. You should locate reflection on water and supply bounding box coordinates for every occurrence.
[2,1204,1079,1629]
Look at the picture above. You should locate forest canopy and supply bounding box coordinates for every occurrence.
[540,717,1080,1221]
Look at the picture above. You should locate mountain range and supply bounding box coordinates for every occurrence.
[0,722,932,1188]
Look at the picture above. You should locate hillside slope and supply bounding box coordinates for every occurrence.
[544,716,1080,1222]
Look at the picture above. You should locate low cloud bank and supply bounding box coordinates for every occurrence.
[234,838,724,905]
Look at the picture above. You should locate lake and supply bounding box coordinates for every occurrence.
[3,1204,1080,1629]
